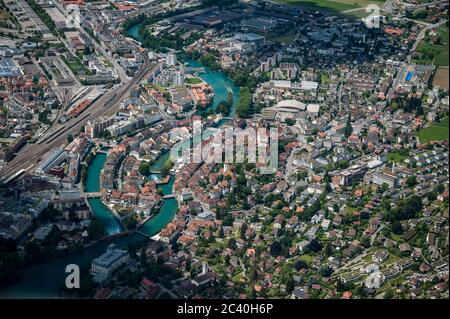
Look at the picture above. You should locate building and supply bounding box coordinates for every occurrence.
[275,99,306,114]
[372,249,389,263]
[166,53,177,66]
[84,117,114,138]
[35,148,67,175]
[91,244,130,276]
[174,72,185,86]
[0,212,32,240]
[53,196,91,220]
[332,166,366,187]
[372,171,399,188]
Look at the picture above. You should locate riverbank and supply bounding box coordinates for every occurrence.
[185,59,240,116]
[85,151,124,235]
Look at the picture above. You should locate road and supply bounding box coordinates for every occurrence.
[371,224,385,246]
[0,53,151,184]
[49,0,130,83]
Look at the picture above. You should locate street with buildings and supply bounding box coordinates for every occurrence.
[0,0,448,300]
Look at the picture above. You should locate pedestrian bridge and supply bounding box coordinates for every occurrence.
[162,194,175,199]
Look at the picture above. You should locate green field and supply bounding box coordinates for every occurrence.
[414,25,449,67]
[387,149,410,163]
[274,0,384,13]
[266,30,297,44]
[416,116,449,144]
[321,73,332,84]
[186,77,203,84]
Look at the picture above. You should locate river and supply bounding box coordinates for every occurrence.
[0,23,240,298]
[85,151,123,235]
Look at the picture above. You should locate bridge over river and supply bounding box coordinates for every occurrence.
[80,192,103,199]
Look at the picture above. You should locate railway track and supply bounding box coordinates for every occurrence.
[0,53,151,184]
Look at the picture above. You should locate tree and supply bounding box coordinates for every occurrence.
[384,289,394,299]
[344,116,353,138]
[360,236,370,248]
[434,184,445,194]
[227,238,236,250]
[140,248,148,268]
[88,218,105,239]
[161,160,173,175]
[324,243,333,257]
[67,133,73,143]
[269,241,282,257]
[295,260,308,271]
[240,223,248,240]
[406,176,417,188]
[224,255,230,266]
[387,195,422,222]
[308,239,322,253]
[380,183,389,194]
[139,162,151,176]
[391,220,403,235]
[285,118,295,126]
[236,87,253,118]
[217,226,224,238]
[38,110,51,125]
[286,275,295,293]
[319,265,333,277]
[427,191,437,201]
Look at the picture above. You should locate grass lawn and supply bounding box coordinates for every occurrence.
[321,73,332,84]
[383,253,401,266]
[389,233,404,243]
[186,77,203,85]
[387,150,410,163]
[378,269,414,292]
[416,116,449,144]
[362,254,373,263]
[414,25,449,67]
[299,254,314,264]
[273,0,384,13]
[343,206,358,214]
[435,25,449,66]
[266,30,297,44]
[61,56,88,75]
[232,271,247,283]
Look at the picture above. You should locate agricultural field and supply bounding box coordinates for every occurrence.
[433,67,449,91]
[274,0,385,13]
[414,25,449,67]
[416,116,449,144]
